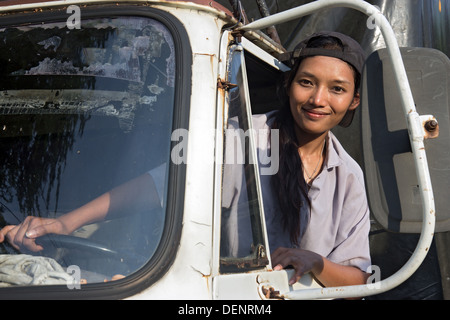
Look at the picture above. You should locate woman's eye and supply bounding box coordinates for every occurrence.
[332,86,345,93]
[299,79,313,86]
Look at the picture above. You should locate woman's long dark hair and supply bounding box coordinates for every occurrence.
[271,35,361,246]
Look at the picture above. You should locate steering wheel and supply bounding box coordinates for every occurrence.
[35,234,120,260]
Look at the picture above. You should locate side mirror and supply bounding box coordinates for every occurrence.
[361,47,450,233]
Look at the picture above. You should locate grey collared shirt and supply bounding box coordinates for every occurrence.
[221,111,371,272]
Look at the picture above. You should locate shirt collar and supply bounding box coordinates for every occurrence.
[324,131,343,170]
[307,132,343,200]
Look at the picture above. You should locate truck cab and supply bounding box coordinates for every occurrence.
[0,0,448,300]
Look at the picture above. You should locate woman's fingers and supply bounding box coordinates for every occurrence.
[3,217,59,252]
[15,217,46,252]
[271,247,291,267]
[0,225,16,243]
[271,247,304,284]
[271,247,322,285]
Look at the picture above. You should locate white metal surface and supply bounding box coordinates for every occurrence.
[129,5,227,299]
[241,0,436,300]
[0,0,437,300]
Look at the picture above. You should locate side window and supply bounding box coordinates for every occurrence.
[0,16,179,288]
[220,44,269,273]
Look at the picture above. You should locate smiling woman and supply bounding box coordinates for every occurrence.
[219,30,371,289]
[263,31,371,287]
[288,55,360,139]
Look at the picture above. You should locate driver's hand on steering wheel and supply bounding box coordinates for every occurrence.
[0,216,67,252]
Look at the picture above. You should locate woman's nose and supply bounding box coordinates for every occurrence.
[309,86,328,107]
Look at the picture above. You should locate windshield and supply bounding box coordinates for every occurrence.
[0,16,176,287]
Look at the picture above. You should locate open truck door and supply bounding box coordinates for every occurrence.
[231,0,447,299]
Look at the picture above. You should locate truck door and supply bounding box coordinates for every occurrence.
[212,31,322,300]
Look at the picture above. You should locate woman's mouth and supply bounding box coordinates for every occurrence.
[302,108,330,119]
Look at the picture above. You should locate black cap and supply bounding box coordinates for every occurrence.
[281,31,366,74]
[281,31,366,127]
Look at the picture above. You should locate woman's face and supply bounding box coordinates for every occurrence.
[288,55,360,136]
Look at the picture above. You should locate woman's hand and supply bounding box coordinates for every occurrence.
[0,216,69,252]
[271,247,324,285]
[271,247,370,288]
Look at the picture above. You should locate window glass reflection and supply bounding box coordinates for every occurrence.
[0,16,176,285]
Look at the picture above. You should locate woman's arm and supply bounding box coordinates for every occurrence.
[0,173,160,252]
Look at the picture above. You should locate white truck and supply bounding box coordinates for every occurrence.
[0,0,448,300]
